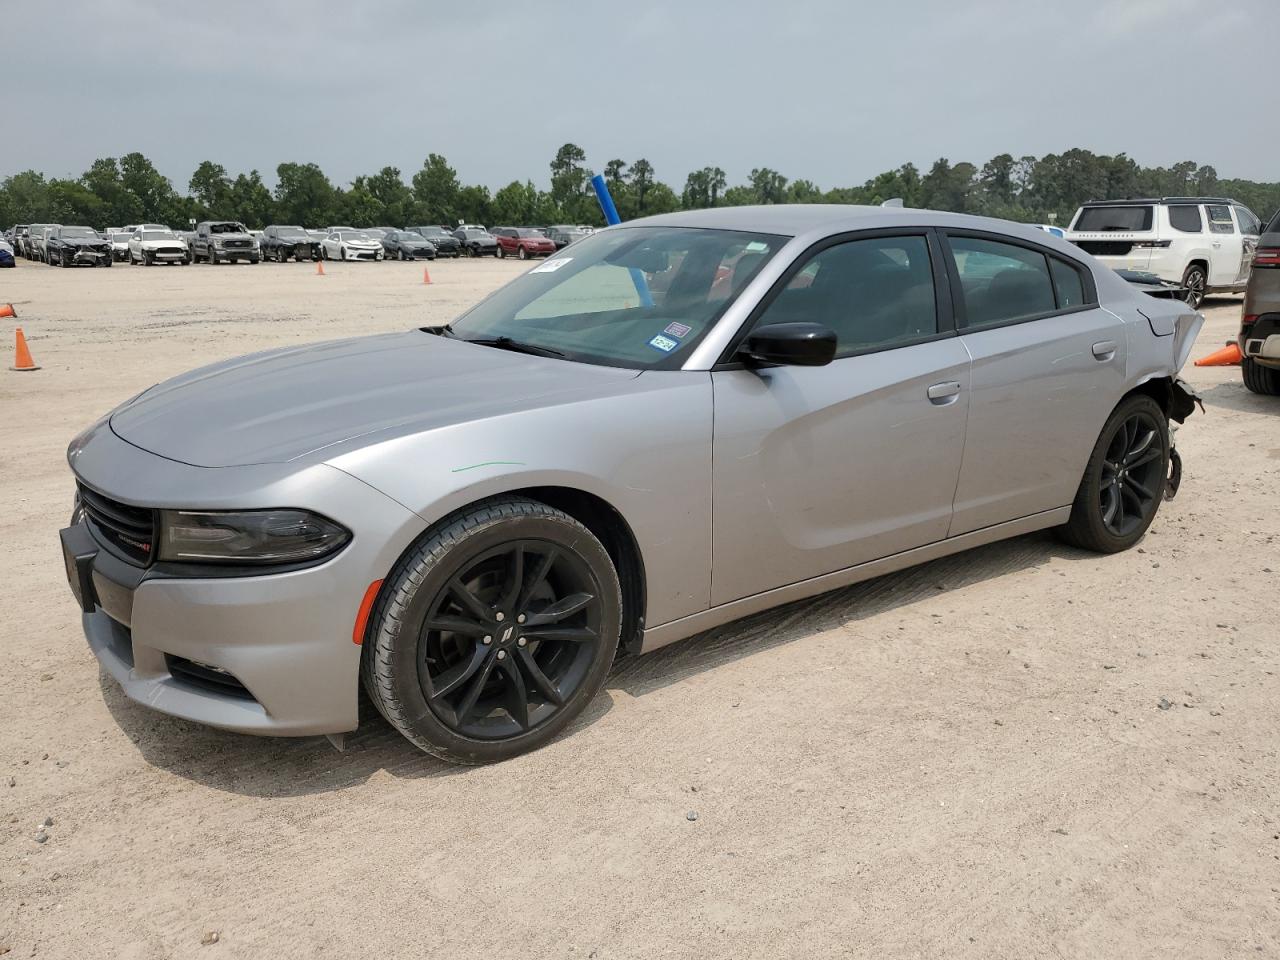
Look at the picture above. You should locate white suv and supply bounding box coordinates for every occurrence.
[1065,197,1262,309]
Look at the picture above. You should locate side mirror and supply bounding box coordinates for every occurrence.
[738,322,837,367]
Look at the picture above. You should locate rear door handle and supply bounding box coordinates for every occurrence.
[1092,340,1117,361]
[927,381,962,404]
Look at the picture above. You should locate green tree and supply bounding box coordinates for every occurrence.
[229,170,274,227]
[189,161,232,215]
[411,153,461,223]
[274,162,340,226]
[549,143,589,211]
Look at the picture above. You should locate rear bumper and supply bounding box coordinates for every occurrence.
[62,422,426,736]
[1241,315,1280,368]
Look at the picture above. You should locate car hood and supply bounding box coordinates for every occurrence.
[211,232,253,241]
[109,331,640,467]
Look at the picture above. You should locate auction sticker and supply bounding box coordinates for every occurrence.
[531,257,572,274]
[663,322,692,338]
[648,334,679,353]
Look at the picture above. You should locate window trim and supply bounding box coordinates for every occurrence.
[938,229,1098,333]
[713,227,957,369]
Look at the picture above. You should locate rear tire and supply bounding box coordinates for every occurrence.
[1242,357,1280,395]
[1181,263,1207,310]
[361,496,622,765]
[1058,394,1169,553]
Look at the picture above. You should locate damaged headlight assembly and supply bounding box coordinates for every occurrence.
[158,509,351,565]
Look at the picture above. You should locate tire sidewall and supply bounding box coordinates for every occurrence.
[368,503,622,763]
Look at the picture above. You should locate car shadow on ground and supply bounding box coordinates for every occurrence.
[99,529,1094,797]
[1195,378,1280,417]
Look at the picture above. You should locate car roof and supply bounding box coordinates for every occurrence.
[1079,197,1241,207]
[630,204,1063,241]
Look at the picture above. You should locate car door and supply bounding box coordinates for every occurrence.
[1205,203,1243,287]
[710,229,971,606]
[941,231,1128,536]
[1233,205,1262,284]
[129,229,142,262]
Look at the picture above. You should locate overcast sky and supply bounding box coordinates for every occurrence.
[8,0,1277,192]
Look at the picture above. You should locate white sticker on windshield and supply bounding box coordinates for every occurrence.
[744,241,769,252]
[531,257,572,274]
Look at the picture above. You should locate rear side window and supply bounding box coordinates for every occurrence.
[1074,205,1153,232]
[1267,210,1280,235]
[1206,204,1235,234]
[1049,258,1086,308]
[1167,205,1202,233]
[948,236,1056,328]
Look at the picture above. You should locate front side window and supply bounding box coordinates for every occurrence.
[1167,205,1203,233]
[948,236,1056,328]
[450,226,783,369]
[1206,204,1235,234]
[753,235,937,357]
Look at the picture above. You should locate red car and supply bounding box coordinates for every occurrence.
[493,227,556,260]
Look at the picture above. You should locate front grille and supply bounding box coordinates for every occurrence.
[154,246,184,255]
[165,655,256,700]
[223,239,251,249]
[78,483,155,566]
[1073,240,1135,256]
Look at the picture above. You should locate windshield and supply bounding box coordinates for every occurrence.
[449,226,784,370]
[209,222,246,234]
[515,229,545,238]
[277,227,307,238]
[142,231,175,240]
[63,228,98,239]
[342,231,374,241]
[1073,205,1153,232]
[461,229,489,238]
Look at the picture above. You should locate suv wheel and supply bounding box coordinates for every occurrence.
[361,496,622,764]
[1058,394,1169,553]
[518,246,529,261]
[1181,263,1207,310]
[1242,357,1280,396]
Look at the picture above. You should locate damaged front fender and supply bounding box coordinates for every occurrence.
[1169,377,1204,424]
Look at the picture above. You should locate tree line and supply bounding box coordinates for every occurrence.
[3,144,1277,232]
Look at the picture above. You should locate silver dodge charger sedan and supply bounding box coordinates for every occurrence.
[61,205,1203,763]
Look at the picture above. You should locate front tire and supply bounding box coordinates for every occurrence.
[518,246,528,261]
[1242,357,1280,395]
[1058,394,1169,553]
[362,496,622,764]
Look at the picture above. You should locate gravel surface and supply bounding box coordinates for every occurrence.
[1,257,1276,959]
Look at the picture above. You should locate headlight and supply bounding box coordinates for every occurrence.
[157,509,351,565]
[213,238,224,247]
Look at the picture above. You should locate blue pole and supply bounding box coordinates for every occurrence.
[591,173,653,307]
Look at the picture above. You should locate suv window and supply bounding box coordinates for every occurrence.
[1233,206,1261,236]
[756,235,937,357]
[1074,205,1153,232]
[1167,205,1203,233]
[948,236,1056,328]
[1206,204,1235,234]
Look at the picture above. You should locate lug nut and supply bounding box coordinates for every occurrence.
[496,612,506,622]
[482,635,492,645]
[516,614,526,624]
[517,637,527,647]
[496,650,507,660]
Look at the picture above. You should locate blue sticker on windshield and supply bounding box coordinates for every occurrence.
[648,334,679,353]
[663,322,692,338]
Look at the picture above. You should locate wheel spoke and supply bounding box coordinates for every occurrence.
[1127,428,1156,461]
[498,544,524,612]
[521,625,598,644]
[453,655,498,725]
[427,643,488,700]
[1119,482,1144,518]
[1127,475,1155,500]
[516,548,557,612]
[498,657,529,729]
[448,577,491,622]
[1102,484,1120,528]
[525,592,594,626]
[516,647,564,705]
[1128,447,1161,470]
[423,615,490,637]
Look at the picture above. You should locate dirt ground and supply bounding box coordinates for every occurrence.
[1,256,1276,960]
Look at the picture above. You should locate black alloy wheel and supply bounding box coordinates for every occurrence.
[1181,263,1206,310]
[1059,394,1169,553]
[362,497,622,764]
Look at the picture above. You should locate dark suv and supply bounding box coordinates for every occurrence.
[193,221,260,264]
[1239,208,1280,395]
[45,226,112,268]
[407,226,461,257]
[260,225,319,262]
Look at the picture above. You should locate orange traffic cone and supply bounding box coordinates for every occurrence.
[0,303,14,319]
[316,260,325,277]
[11,327,40,372]
[423,266,432,285]
[1194,342,1242,367]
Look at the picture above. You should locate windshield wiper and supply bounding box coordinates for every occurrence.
[422,323,456,338]
[462,336,565,359]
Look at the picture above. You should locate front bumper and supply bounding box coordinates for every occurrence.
[69,247,112,265]
[61,421,425,736]
[341,246,382,261]
[143,247,187,263]
[211,245,259,262]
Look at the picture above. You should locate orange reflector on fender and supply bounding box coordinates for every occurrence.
[353,580,384,645]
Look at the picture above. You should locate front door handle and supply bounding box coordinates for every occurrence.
[927,381,962,404]
[1092,340,1117,361]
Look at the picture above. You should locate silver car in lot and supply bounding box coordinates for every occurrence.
[61,205,1203,763]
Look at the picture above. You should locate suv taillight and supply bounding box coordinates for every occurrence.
[1242,315,1257,326]
[1133,240,1172,248]
[1252,247,1280,267]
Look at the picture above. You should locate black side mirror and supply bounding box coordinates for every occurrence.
[738,322,837,367]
